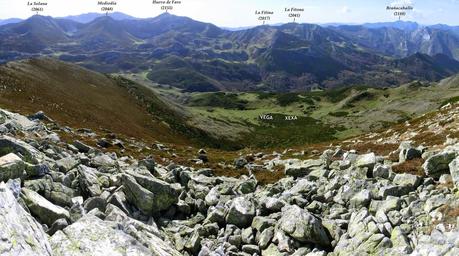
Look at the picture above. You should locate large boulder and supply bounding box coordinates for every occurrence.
[55,157,79,173]
[50,215,181,256]
[355,153,377,170]
[25,179,77,207]
[284,159,323,178]
[398,141,422,163]
[0,153,26,182]
[122,173,179,215]
[278,205,331,247]
[1,109,38,130]
[126,171,181,201]
[78,165,102,197]
[73,140,93,153]
[0,135,43,164]
[226,197,256,228]
[91,154,117,168]
[122,175,156,215]
[350,190,371,208]
[423,151,456,178]
[21,188,70,226]
[392,173,422,190]
[0,182,53,255]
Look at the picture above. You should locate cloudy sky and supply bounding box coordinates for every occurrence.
[0,0,458,26]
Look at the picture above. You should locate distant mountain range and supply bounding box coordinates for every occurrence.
[1,13,459,92]
[0,18,23,26]
[58,12,137,23]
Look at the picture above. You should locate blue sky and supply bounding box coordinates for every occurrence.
[0,0,458,26]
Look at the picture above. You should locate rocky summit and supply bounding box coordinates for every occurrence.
[1,103,459,256]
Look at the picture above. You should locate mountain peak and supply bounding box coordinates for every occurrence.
[157,12,173,18]
[26,15,54,23]
[91,15,116,23]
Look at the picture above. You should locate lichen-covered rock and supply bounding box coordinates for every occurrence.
[411,228,459,256]
[50,215,181,256]
[72,140,93,153]
[392,173,421,189]
[423,151,456,178]
[91,154,116,168]
[78,165,102,197]
[122,174,156,215]
[390,226,412,254]
[449,157,459,187]
[125,170,181,205]
[0,182,53,256]
[350,190,371,208]
[0,153,26,182]
[284,159,323,177]
[55,157,79,173]
[226,197,255,228]
[122,173,179,215]
[373,164,390,179]
[236,178,257,194]
[278,205,331,247]
[21,188,70,226]
[355,153,376,170]
[0,135,43,164]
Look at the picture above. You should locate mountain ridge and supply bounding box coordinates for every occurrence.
[1,14,459,92]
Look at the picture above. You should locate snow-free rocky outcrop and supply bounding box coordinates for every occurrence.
[1,104,459,256]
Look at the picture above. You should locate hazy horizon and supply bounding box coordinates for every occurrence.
[0,0,458,27]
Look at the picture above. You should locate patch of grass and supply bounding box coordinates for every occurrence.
[329,111,349,117]
[345,91,375,108]
[255,92,316,107]
[440,96,459,108]
[318,86,368,103]
[147,68,218,92]
[190,93,248,110]
[257,92,276,100]
[276,93,301,106]
[243,114,338,148]
[115,76,243,150]
[271,93,315,107]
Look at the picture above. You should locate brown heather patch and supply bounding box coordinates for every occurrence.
[440,205,459,223]
[387,151,400,163]
[411,131,446,147]
[211,166,285,185]
[450,130,459,140]
[212,167,249,179]
[252,167,286,185]
[392,158,425,176]
[343,142,398,156]
[428,204,459,234]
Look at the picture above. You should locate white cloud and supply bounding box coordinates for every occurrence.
[340,6,351,14]
[390,0,414,7]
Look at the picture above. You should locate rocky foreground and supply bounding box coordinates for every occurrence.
[1,104,459,256]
